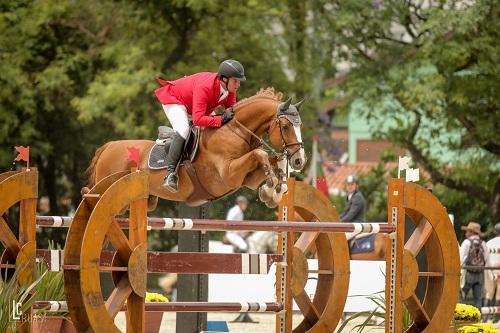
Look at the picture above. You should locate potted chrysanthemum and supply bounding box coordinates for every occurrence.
[144,292,168,333]
[449,304,481,332]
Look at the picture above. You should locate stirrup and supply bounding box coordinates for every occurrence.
[163,173,178,193]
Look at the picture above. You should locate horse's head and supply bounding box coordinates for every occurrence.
[269,98,306,171]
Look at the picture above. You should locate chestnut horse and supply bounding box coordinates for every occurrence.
[83,88,306,209]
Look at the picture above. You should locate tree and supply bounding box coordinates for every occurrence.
[0,0,291,226]
[325,0,500,226]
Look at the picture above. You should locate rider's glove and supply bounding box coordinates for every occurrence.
[221,108,235,125]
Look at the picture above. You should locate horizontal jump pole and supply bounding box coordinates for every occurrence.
[36,215,395,234]
[34,301,283,313]
[481,306,500,315]
[0,250,281,275]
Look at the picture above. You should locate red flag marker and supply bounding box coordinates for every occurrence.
[15,146,30,169]
[127,147,140,168]
[316,176,329,198]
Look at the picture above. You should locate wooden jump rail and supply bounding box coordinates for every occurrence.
[11,249,281,275]
[36,215,396,233]
[33,301,284,313]
[0,167,461,333]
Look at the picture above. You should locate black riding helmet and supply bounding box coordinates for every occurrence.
[218,59,246,81]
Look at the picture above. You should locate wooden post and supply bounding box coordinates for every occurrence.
[125,172,148,333]
[385,178,404,333]
[176,204,208,333]
[276,178,295,333]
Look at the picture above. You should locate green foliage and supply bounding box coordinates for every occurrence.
[336,292,413,332]
[33,263,65,304]
[1,0,498,246]
[0,266,44,332]
[326,0,500,226]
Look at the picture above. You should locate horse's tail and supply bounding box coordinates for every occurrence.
[81,142,111,195]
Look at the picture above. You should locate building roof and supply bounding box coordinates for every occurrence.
[322,161,397,193]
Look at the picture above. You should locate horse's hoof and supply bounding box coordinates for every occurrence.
[80,186,90,196]
[265,200,278,208]
[259,186,272,202]
[272,191,282,204]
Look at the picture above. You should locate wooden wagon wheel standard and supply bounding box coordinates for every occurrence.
[0,169,37,287]
[277,179,349,333]
[386,179,460,333]
[63,170,149,333]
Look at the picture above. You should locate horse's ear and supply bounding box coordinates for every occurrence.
[294,99,305,111]
[281,97,292,111]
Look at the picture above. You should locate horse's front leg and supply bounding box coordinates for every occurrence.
[275,158,289,194]
[221,149,276,189]
[242,168,267,190]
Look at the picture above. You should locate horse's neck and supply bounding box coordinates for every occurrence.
[235,99,276,136]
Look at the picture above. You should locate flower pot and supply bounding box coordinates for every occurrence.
[33,316,64,333]
[32,316,77,333]
[60,318,77,333]
[145,312,163,333]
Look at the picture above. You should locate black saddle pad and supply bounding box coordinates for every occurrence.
[148,144,170,170]
[349,234,376,255]
[147,126,200,170]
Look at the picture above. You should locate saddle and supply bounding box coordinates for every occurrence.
[147,126,200,170]
[148,126,215,203]
[349,234,376,255]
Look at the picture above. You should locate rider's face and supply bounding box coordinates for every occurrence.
[227,78,241,93]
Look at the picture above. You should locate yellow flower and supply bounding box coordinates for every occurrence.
[457,323,497,333]
[454,303,481,321]
[145,292,169,303]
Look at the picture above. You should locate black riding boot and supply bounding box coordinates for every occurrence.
[163,133,185,192]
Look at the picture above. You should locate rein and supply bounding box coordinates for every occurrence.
[231,118,282,158]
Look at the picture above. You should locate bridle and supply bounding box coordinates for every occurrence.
[228,102,304,161]
[275,109,304,159]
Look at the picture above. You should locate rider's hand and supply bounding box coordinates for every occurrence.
[221,108,234,125]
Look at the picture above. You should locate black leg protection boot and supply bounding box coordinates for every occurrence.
[163,133,186,192]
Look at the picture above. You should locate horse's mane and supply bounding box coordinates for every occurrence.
[235,87,283,108]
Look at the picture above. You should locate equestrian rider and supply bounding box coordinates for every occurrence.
[154,59,246,192]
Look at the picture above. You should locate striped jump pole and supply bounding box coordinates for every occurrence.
[33,301,283,313]
[481,306,500,315]
[36,215,395,234]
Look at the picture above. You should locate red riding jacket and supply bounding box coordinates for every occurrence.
[154,72,237,127]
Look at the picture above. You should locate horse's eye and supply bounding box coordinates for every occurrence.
[283,124,289,130]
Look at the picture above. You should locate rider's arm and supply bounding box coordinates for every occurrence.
[223,92,237,108]
[192,86,222,127]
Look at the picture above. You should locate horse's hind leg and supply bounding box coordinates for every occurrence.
[147,195,158,212]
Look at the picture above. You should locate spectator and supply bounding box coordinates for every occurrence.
[485,223,500,315]
[459,222,489,309]
[341,175,366,241]
[224,196,249,253]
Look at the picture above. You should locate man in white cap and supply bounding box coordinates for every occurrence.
[224,196,249,253]
[459,221,489,309]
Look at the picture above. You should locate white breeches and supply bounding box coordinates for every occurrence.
[162,104,190,139]
[225,231,248,252]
